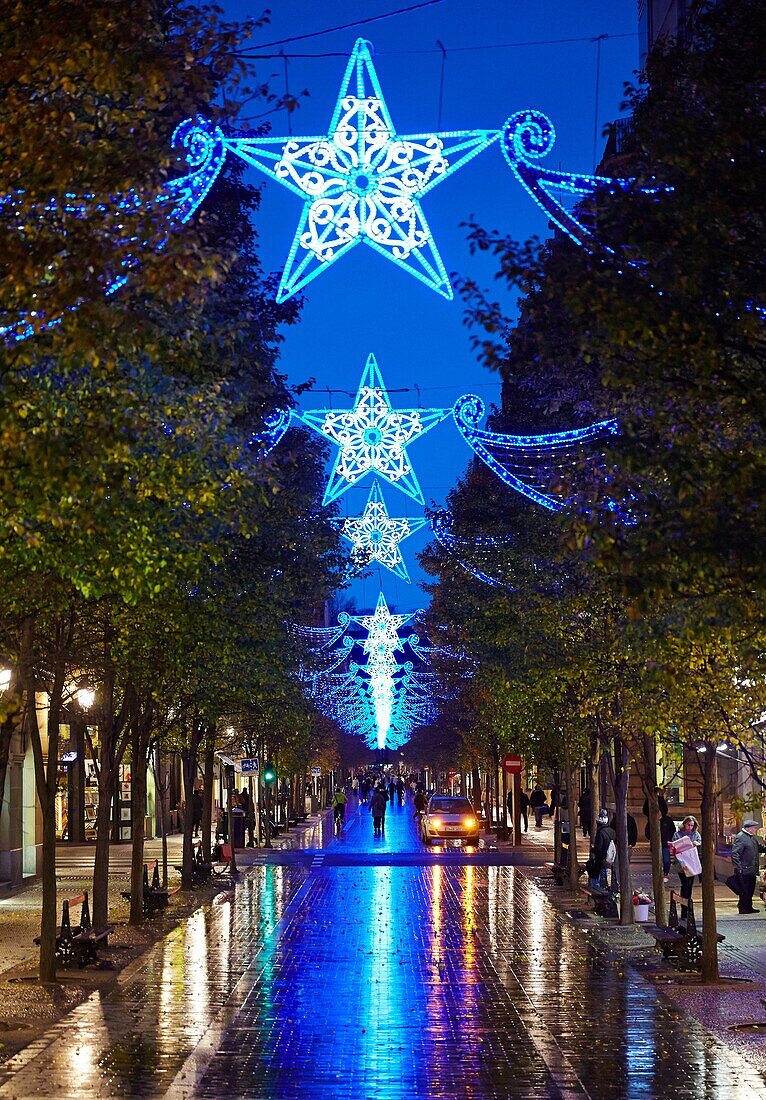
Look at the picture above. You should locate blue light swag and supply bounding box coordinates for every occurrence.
[0,117,227,344]
[452,393,619,512]
[340,480,426,582]
[300,353,449,505]
[430,508,514,588]
[210,37,500,302]
[501,109,667,260]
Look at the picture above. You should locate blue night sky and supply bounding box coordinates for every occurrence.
[222,1,639,613]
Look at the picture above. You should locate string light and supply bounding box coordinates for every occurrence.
[0,117,227,344]
[501,109,667,258]
[452,393,619,511]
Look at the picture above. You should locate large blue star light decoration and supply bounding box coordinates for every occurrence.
[341,481,426,582]
[300,353,449,505]
[216,38,500,301]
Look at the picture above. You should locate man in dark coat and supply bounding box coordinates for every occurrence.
[578,788,592,837]
[732,820,766,914]
[192,788,203,838]
[590,808,617,890]
[530,785,548,828]
[370,785,388,837]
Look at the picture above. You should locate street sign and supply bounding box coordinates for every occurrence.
[310,766,322,777]
[502,755,523,774]
[239,758,259,775]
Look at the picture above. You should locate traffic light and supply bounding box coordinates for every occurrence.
[263,761,276,786]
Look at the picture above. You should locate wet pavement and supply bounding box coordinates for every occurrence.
[1,798,765,1098]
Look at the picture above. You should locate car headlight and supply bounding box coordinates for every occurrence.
[463,816,477,828]
[430,817,442,829]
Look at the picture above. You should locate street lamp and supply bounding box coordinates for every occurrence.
[0,667,12,692]
[76,686,95,710]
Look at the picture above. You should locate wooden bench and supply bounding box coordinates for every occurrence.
[121,861,173,916]
[581,885,619,918]
[173,840,214,886]
[35,891,110,969]
[547,861,569,887]
[644,890,724,972]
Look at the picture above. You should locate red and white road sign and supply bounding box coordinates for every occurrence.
[502,755,523,774]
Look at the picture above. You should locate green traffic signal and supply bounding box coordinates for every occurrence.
[263,761,276,786]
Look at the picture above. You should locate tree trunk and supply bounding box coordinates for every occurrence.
[180,744,197,891]
[563,750,580,890]
[700,742,720,983]
[611,736,633,925]
[588,750,600,856]
[25,616,66,984]
[129,720,149,926]
[91,643,132,931]
[92,774,114,930]
[153,747,169,890]
[201,744,214,861]
[640,732,667,927]
[471,765,482,815]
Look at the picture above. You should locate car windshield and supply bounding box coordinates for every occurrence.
[429,798,473,814]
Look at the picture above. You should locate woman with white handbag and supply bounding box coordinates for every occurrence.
[668,815,702,924]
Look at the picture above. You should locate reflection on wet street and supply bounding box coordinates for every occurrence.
[1,798,765,1098]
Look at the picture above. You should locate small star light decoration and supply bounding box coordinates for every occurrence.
[354,592,411,669]
[300,353,448,505]
[341,481,426,582]
[224,38,500,301]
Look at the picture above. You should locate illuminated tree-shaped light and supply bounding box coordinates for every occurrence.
[217,38,500,301]
[301,353,448,505]
[341,481,426,581]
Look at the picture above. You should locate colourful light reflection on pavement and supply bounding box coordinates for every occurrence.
[1,801,766,1098]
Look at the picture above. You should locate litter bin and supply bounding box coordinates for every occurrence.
[231,808,246,849]
[633,902,650,922]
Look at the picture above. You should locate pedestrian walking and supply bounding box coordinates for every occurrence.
[669,815,702,922]
[588,808,617,891]
[530,785,548,829]
[659,810,675,881]
[370,785,388,837]
[731,819,766,915]
[387,779,396,804]
[507,789,529,833]
[611,811,638,858]
[192,788,203,838]
[331,787,347,830]
[396,776,405,805]
[519,788,529,832]
[642,788,669,835]
[577,787,592,838]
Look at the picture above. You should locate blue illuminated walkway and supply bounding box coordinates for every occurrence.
[1,797,764,1098]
